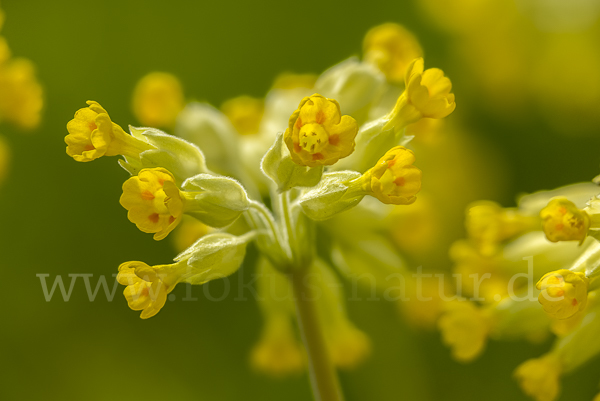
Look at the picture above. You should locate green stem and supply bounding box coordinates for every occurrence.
[290,268,344,401]
[281,191,299,263]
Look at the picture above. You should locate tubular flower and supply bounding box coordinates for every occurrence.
[221,95,264,135]
[117,261,183,319]
[65,101,154,162]
[363,23,423,83]
[540,197,590,244]
[0,58,43,130]
[250,316,305,377]
[466,201,538,256]
[438,300,492,362]
[360,146,422,205]
[120,167,186,240]
[132,72,184,128]
[514,356,562,401]
[536,269,589,320]
[284,93,358,167]
[385,58,455,130]
[327,324,371,370]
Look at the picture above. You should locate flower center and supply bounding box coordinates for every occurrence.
[299,123,328,154]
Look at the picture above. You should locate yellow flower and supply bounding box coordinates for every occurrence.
[466,201,538,256]
[536,269,589,320]
[221,95,264,135]
[117,261,182,319]
[284,93,358,167]
[250,316,305,377]
[385,58,455,130]
[363,23,423,83]
[272,72,317,90]
[595,393,600,401]
[327,324,371,370]
[540,197,590,244]
[360,146,422,205]
[0,37,10,65]
[65,101,154,162]
[119,167,185,240]
[514,356,562,401]
[0,58,43,130]
[438,300,492,362]
[132,72,184,128]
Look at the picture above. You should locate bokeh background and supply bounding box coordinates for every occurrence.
[2,0,600,400]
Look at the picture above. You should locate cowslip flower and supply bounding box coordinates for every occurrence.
[221,95,264,135]
[514,356,562,401]
[438,300,492,362]
[284,93,358,167]
[536,269,589,320]
[540,197,590,244]
[359,146,422,205]
[385,58,455,130]
[65,101,154,162]
[116,260,184,319]
[120,167,185,240]
[250,316,305,377]
[363,23,423,83]
[132,72,184,128]
[0,58,43,130]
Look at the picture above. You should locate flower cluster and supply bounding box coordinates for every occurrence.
[435,180,600,401]
[64,23,456,383]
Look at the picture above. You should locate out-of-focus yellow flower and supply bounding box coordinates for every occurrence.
[120,167,185,241]
[385,58,455,131]
[272,72,317,90]
[360,146,421,205]
[284,93,358,167]
[363,23,423,83]
[467,201,538,256]
[0,58,43,130]
[221,95,264,135]
[388,194,439,255]
[132,72,184,128]
[550,309,584,337]
[171,216,210,253]
[540,198,590,244]
[400,275,449,330]
[438,300,492,362]
[0,134,9,186]
[250,316,305,377]
[536,269,589,320]
[117,260,182,319]
[327,324,371,370]
[514,356,562,401]
[65,101,154,162]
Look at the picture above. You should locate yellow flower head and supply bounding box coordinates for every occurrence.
[404,58,456,119]
[536,269,589,320]
[514,356,562,401]
[250,317,305,377]
[132,72,184,128]
[361,146,422,205]
[117,261,181,319]
[328,325,371,370]
[363,23,423,83]
[120,167,185,240]
[466,201,537,256]
[221,95,264,135]
[272,72,317,90]
[0,58,43,130]
[284,93,358,167]
[66,101,153,162]
[540,197,590,244]
[438,300,491,362]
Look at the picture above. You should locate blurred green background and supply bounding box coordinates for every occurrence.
[1,0,600,400]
